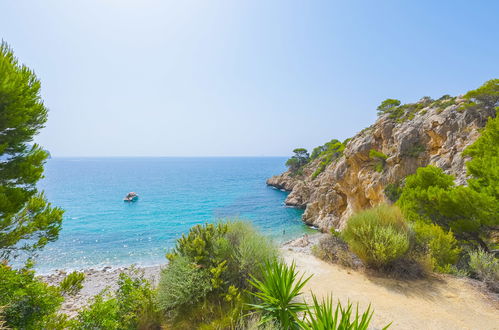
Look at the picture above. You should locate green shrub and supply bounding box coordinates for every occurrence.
[59,271,85,296]
[0,263,63,329]
[396,165,498,250]
[468,249,499,292]
[73,270,161,329]
[159,220,278,327]
[463,111,499,201]
[310,139,345,179]
[157,256,212,312]
[342,205,410,269]
[247,261,310,329]
[369,149,388,173]
[412,221,460,273]
[298,294,390,330]
[463,78,499,110]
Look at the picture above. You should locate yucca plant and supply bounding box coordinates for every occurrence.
[247,261,311,329]
[298,294,391,330]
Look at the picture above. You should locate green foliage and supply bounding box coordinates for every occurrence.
[468,249,499,291]
[0,263,63,329]
[73,270,161,330]
[463,112,499,201]
[463,78,499,109]
[158,256,212,312]
[247,261,310,329]
[159,220,278,327]
[412,221,460,273]
[59,271,85,296]
[286,148,310,172]
[167,222,228,265]
[0,41,64,262]
[369,149,388,173]
[298,294,389,330]
[342,205,410,268]
[311,139,345,179]
[377,99,401,115]
[396,166,498,250]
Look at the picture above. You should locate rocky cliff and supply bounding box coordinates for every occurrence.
[267,96,495,231]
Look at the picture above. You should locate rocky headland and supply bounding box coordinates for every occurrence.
[267,96,496,231]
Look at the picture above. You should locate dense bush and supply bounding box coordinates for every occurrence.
[463,110,499,201]
[342,205,410,269]
[159,220,278,327]
[74,270,161,329]
[468,249,499,292]
[412,221,460,273]
[396,166,498,251]
[0,263,63,329]
[157,256,212,312]
[310,139,345,179]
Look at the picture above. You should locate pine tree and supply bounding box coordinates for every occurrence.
[0,41,63,262]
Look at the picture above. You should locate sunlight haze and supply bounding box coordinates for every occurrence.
[1,0,498,156]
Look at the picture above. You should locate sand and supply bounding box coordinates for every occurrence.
[40,234,499,329]
[283,235,499,330]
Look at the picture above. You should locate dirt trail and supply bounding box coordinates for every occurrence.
[283,249,499,330]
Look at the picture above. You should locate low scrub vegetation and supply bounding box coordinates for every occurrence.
[369,149,388,173]
[159,220,278,328]
[468,249,499,292]
[342,205,410,269]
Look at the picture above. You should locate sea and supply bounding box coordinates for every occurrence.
[34,157,313,273]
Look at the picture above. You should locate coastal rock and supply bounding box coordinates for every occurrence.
[267,100,495,231]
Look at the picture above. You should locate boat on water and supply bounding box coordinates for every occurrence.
[123,192,139,202]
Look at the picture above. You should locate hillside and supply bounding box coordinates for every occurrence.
[268,94,496,231]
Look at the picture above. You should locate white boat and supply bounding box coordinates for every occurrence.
[123,192,139,202]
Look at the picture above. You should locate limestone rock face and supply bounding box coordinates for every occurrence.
[266,100,495,231]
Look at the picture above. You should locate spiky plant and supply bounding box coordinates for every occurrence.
[298,294,391,330]
[247,261,311,329]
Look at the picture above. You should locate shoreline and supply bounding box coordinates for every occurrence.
[39,233,324,317]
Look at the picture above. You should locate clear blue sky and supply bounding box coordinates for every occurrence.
[1,1,498,157]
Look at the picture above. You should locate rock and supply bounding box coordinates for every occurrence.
[267,101,495,231]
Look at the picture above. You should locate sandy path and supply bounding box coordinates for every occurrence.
[283,249,499,330]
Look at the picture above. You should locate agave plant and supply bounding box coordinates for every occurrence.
[298,294,391,330]
[247,260,311,329]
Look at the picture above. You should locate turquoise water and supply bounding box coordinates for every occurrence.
[35,157,311,273]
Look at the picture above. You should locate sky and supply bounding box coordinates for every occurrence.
[1,0,498,157]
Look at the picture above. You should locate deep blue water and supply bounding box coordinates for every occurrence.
[35,157,311,273]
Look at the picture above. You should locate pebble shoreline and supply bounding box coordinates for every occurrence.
[39,233,324,317]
